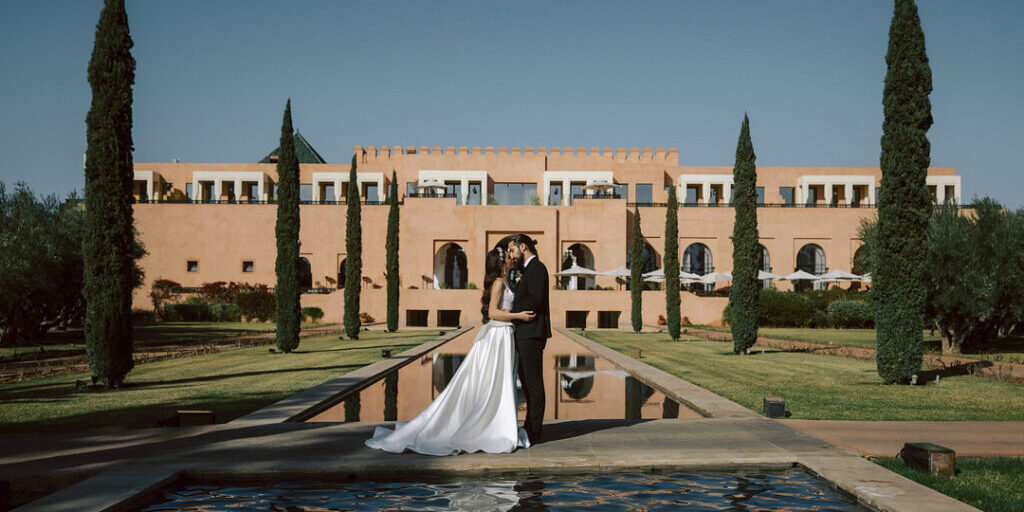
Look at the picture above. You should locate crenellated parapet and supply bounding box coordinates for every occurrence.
[353,144,680,163]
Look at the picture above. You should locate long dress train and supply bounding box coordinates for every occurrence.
[365,283,530,456]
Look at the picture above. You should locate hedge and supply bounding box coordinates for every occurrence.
[302,307,324,323]
[164,303,211,322]
[828,300,874,328]
[209,303,242,322]
[237,288,276,322]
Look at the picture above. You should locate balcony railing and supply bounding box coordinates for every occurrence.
[170,286,336,294]
[133,198,393,205]
[405,192,458,199]
[571,194,623,199]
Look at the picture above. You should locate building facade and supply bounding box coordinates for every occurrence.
[130,142,961,328]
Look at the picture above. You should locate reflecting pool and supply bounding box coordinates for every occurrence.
[138,469,867,511]
[306,327,703,423]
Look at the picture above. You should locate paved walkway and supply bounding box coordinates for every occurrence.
[783,420,1024,457]
[0,326,991,512]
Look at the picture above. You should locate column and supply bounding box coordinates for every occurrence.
[258,177,266,201]
[145,178,153,202]
[825,183,833,206]
[334,179,342,202]
[234,179,242,202]
[936,183,946,204]
[868,184,877,206]
[723,182,732,205]
[213,180,223,202]
[796,183,805,204]
[311,179,321,203]
[844,183,853,206]
[378,177,385,203]
[562,180,570,206]
[701,181,711,204]
[461,179,469,206]
[191,178,199,202]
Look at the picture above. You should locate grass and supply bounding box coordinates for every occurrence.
[583,330,1024,420]
[0,329,438,433]
[730,327,1023,364]
[874,457,1024,512]
[0,322,335,363]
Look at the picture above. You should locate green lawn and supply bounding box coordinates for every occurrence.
[0,322,336,363]
[874,457,1024,512]
[584,330,1024,420]
[743,328,1023,364]
[0,329,438,433]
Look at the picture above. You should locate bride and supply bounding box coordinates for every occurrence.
[365,244,535,455]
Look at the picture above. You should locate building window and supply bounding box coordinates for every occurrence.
[492,182,537,205]
[242,261,254,273]
[406,309,429,327]
[437,310,461,327]
[779,187,795,205]
[597,311,620,329]
[443,183,461,204]
[549,183,562,205]
[185,183,193,200]
[685,185,699,205]
[270,183,278,200]
[434,243,468,288]
[467,183,481,205]
[635,184,653,205]
[365,184,379,203]
[614,183,628,201]
[299,184,312,203]
[187,260,199,272]
[756,187,765,205]
[407,182,417,197]
[569,182,583,205]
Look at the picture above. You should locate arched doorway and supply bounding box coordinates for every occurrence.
[561,243,595,290]
[683,243,713,292]
[336,259,346,289]
[299,257,312,289]
[625,242,659,290]
[757,244,771,289]
[852,245,870,275]
[433,243,468,289]
[796,244,827,291]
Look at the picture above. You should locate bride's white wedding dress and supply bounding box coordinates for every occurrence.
[365,281,530,455]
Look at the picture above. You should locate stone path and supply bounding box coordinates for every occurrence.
[0,326,992,512]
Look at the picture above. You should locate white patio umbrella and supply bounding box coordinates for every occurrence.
[782,270,818,281]
[643,275,665,283]
[416,179,447,194]
[600,267,632,277]
[556,264,599,277]
[642,268,665,278]
[700,272,733,284]
[679,270,702,280]
[758,270,783,280]
[582,179,616,195]
[816,269,862,281]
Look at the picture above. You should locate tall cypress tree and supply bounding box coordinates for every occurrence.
[385,170,400,332]
[274,100,301,353]
[344,155,362,339]
[664,187,680,340]
[83,0,136,388]
[630,206,643,333]
[876,0,932,383]
[730,114,760,354]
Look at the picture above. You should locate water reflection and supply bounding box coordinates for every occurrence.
[307,327,703,423]
[138,470,866,511]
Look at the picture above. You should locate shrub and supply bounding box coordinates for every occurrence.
[209,303,241,322]
[237,286,275,322]
[828,300,874,329]
[199,281,232,304]
[164,302,211,322]
[150,279,181,319]
[302,306,324,323]
[758,289,815,327]
[130,309,156,323]
[359,312,375,323]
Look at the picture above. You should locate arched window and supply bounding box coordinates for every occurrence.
[796,244,827,291]
[433,243,468,289]
[625,242,659,290]
[299,257,313,289]
[336,259,346,289]
[683,243,714,292]
[561,243,595,290]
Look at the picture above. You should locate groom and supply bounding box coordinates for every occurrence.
[508,234,551,445]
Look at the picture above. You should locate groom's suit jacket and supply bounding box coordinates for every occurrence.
[512,256,552,340]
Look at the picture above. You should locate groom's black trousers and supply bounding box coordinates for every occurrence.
[515,336,546,443]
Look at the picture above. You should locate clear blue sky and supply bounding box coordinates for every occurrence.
[1,1,1022,208]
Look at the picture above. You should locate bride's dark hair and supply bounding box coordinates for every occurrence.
[480,247,505,323]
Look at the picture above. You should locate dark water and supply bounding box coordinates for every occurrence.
[138,470,866,511]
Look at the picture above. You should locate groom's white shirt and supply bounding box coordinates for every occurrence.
[523,254,536,269]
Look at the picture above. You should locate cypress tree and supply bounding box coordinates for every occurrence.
[344,155,362,339]
[664,187,680,340]
[630,206,643,333]
[876,0,932,383]
[83,0,136,388]
[274,100,301,353]
[385,170,400,332]
[730,114,760,354]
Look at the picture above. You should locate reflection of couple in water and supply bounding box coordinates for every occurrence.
[366,234,552,456]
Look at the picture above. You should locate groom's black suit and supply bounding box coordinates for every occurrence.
[511,255,551,444]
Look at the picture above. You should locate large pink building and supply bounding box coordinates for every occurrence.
[130,137,961,328]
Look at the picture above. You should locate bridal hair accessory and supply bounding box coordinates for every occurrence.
[497,247,505,260]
